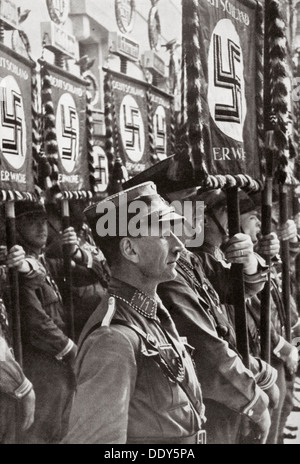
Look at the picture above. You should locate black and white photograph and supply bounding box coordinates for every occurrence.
[0,0,300,447]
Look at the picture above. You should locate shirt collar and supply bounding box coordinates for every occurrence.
[108,277,158,319]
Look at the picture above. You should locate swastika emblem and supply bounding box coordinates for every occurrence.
[0,75,27,170]
[214,35,241,123]
[153,105,167,160]
[92,146,109,193]
[207,19,247,143]
[120,94,145,163]
[56,93,79,174]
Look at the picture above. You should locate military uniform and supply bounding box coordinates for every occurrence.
[17,254,75,444]
[46,233,110,342]
[0,299,33,443]
[63,277,205,444]
[158,249,272,444]
[245,263,299,444]
[0,261,40,443]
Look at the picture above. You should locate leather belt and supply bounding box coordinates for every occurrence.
[179,430,207,444]
[127,430,206,445]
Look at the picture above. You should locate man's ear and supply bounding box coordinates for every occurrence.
[119,237,139,263]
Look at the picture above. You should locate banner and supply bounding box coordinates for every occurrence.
[43,63,91,193]
[197,0,260,177]
[0,44,34,194]
[151,87,173,160]
[108,70,151,177]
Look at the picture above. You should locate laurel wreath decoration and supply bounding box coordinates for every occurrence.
[104,73,116,189]
[0,20,4,43]
[31,65,41,188]
[86,89,96,194]
[182,0,208,183]
[267,0,289,185]
[147,86,158,164]
[168,100,175,159]
[104,72,128,195]
[255,1,266,177]
[40,62,60,195]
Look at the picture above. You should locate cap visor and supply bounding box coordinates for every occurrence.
[158,210,184,223]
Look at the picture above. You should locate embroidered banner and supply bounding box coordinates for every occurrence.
[198,0,260,177]
[42,62,91,193]
[0,44,34,194]
[108,70,151,177]
[151,87,173,160]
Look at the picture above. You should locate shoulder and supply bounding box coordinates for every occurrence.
[78,295,141,356]
[84,323,140,354]
[75,323,141,381]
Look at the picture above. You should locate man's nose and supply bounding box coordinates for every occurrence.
[170,231,184,253]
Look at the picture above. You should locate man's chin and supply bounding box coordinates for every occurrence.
[161,267,177,283]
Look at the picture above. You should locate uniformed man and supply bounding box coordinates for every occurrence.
[123,157,277,444]
[62,182,205,444]
[238,192,300,444]
[0,245,37,443]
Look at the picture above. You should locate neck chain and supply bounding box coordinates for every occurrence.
[110,293,158,320]
[110,292,185,383]
[177,256,201,288]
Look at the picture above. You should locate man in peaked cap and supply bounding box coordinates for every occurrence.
[13,200,104,443]
[123,158,280,444]
[63,182,206,444]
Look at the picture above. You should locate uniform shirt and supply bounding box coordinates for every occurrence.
[0,261,43,400]
[63,277,204,444]
[246,264,299,363]
[18,255,71,359]
[192,244,277,391]
[158,249,269,422]
[0,300,32,400]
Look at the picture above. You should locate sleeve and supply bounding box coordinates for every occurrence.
[20,257,47,285]
[158,275,269,423]
[46,253,105,288]
[0,334,33,399]
[272,336,294,363]
[249,356,278,390]
[71,246,110,288]
[19,285,70,356]
[62,326,138,444]
[197,252,268,304]
[289,235,300,260]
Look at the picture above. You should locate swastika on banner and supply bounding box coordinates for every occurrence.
[92,145,109,193]
[0,75,27,170]
[207,19,247,143]
[153,105,167,160]
[120,94,145,163]
[56,92,79,173]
